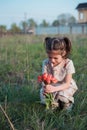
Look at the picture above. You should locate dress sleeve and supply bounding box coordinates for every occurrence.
[42,59,48,74]
[66,60,75,74]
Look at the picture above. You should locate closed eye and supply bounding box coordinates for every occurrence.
[49,57,58,60]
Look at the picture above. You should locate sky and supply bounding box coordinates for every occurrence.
[0,0,87,28]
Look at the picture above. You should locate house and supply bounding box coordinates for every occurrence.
[23,27,35,34]
[76,3,87,23]
[27,27,35,34]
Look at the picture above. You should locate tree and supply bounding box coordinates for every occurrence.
[58,13,77,25]
[39,20,49,27]
[10,23,21,33]
[68,16,77,25]
[20,18,37,33]
[0,25,7,33]
[51,20,60,26]
[27,18,37,27]
[20,21,28,33]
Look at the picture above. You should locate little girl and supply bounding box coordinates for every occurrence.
[40,37,78,110]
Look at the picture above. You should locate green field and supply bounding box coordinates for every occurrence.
[0,35,87,130]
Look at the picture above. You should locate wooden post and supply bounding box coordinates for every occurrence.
[70,25,72,34]
[82,25,84,34]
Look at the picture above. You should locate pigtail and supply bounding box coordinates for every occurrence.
[63,37,72,54]
[44,37,52,51]
[44,37,50,50]
[45,37,51,43]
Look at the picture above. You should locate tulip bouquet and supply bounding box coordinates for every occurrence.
[38,73,58,109]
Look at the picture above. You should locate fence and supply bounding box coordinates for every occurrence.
[35,24,87,35]
[0,24,87,36]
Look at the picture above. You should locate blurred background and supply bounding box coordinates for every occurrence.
[0,0,87,35]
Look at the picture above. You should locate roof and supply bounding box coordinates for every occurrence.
[76,3,87,10]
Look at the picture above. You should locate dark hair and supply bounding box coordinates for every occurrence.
[44,37,72,58]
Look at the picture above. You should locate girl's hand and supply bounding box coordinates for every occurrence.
[44,85,55,93]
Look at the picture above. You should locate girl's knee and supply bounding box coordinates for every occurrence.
[58,95,69,103]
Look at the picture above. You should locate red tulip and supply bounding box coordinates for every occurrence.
[38,73,58,84]
[47,74,52,81]
[51,77,58,83]
[38,75,42,82]
[42,73,48,81]
[45,76,51,84]
[37,73,58,109]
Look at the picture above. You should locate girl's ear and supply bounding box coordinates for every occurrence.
[62,50,66,57]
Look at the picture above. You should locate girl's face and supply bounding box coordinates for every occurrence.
[47,51,64,67]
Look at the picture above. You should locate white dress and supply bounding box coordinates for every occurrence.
[40,58,78,104]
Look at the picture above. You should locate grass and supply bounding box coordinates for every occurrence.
[0,34,87,130]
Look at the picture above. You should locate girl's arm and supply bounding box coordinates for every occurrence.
[44,74,72,93]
